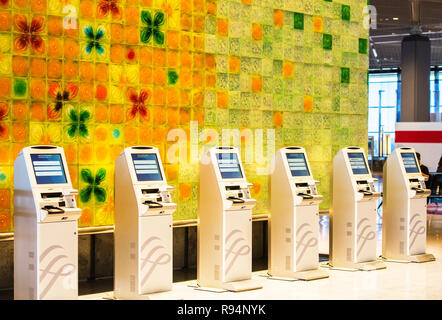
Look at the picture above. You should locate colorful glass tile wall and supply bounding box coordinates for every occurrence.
[0,0,369,231]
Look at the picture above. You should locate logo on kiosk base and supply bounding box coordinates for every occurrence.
[357,218,376,256]
[39,245,76,299]
[409,213,426,250]
[140,236,171,287]
[224,229,251,276]
[296,223,318,264]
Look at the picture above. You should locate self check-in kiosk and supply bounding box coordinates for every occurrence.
[114,146,176,299]
[198,147,261,292]
[382,147,435,263]
[14,146,81,300]
[330,147,386,271]
[269,147,328,280]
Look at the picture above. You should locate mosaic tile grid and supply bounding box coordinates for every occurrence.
[0,0,369,231]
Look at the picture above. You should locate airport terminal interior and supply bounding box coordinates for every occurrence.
[0,0,442,300]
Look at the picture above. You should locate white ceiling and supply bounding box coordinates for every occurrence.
[369,0,442,69]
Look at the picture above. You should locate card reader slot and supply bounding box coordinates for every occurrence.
[225,186,241,191]
[141,189,160,194]
[143,200,163,208]
[297,193,314,200]
[295,183,309,188]
[356,180,368,185]
[41,192,63,199]
[227,196,245,204]
[42,205,65,214]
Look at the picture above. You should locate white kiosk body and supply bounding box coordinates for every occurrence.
[269,147,328,280]
[114,146,176,299]
[14,145,81,300]
[330,147,385,271]
[198,147,261,292]
[382,147,435,263]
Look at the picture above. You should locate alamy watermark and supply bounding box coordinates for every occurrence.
[363,5,377,30]
[166,121,275,175]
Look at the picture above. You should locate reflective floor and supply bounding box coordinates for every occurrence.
[3,172,442,300]
[76,213,442,300]
[1,213,441,300]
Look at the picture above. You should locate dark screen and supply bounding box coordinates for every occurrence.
[31,154,67,184]
[131,153,163,181]
[216,153,243,179]
[348,152,369,175]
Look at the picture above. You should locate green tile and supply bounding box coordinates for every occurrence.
[359,38,368,54]
[13,79,27,97]
[323,34,333,50]
[341,5,351,21]
[341,67,350,84]
[168,70,179,85]
[294,12,304,30]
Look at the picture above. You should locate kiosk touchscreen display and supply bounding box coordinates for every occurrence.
[31,154,67,184]
[286,153,310,177]
[131,154,163,181]
[348,152,369,175]
[216,153,243,179]
[401,153,420,173]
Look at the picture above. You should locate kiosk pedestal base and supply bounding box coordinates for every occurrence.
[294,269,329,280]
[266,275,298,282]
[267,269,329,281]
[409,253,436,263]
[194,285,228,293]
[357,260,387,271]
[223,279,262,292]
[382,253,435,263]
[195,279,262,293]
[329,259,386,271]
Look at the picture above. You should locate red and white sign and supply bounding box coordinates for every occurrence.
[395,122,442,172]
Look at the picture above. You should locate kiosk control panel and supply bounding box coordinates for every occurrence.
[330,147,385,271]
[114,146,176,299]
[383,147,435,263]
[14,146,81,300]
[269,147,328,280]
[198,147,261,292]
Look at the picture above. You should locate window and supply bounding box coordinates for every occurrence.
[430,68,442,121]
[368,69,441,158]
[368,73,399,157]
